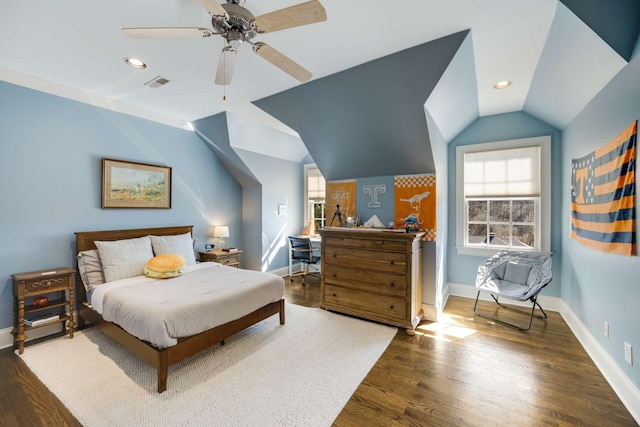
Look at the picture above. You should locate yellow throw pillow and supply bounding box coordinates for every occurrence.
[145,254,186,279]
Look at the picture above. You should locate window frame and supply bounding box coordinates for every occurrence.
[455,136,551,256]
[304,164,326,233]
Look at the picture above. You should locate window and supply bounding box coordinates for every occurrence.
[304,164,326,234]
[456,136,550,256]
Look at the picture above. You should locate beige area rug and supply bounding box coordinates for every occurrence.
[19,303,396,426]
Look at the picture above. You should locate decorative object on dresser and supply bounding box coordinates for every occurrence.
[199,249,242,268]
[318,228,425,334]
[11,267,75,354]
[101,158,172,209]
[74,226,274,392]
[213,225,230,249]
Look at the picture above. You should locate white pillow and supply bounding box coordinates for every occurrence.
[95,236,154,282]
[77,249,105,292]
[150,232,197,266]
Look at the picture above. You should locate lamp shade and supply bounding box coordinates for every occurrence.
[213,226,229,238]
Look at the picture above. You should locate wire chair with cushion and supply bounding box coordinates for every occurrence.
[473,250,553,331]
[288,236,321,285]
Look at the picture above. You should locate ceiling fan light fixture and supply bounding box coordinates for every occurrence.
[124,57,147,69]
[494,80,512,89]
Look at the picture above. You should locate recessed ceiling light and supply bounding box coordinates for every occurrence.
[124,57,146,69]
[494,80,512,89]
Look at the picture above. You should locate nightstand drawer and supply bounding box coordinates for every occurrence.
[199,250,242,268]
[24,275,71,293]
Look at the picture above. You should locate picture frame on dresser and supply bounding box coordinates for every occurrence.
[101,158,172,209]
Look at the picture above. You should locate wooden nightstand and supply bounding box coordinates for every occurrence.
[199,250,242,268]
[12,267,75,354]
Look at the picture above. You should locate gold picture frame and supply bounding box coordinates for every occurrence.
[102,158,172,209]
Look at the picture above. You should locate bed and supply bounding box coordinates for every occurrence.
[74,225,285,393]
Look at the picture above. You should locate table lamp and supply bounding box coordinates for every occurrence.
[214,226,229,249]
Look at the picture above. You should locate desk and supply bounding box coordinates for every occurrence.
[288,235,321,277]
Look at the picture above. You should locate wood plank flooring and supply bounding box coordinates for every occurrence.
[0,275,636,426]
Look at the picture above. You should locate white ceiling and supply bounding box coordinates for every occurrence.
[0,0,629,145]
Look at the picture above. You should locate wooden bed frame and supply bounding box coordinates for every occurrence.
[74,225,285,393]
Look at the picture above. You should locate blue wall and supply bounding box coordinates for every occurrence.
[561,41,640,387]
[0,81,242,330]
[447,111,562,297]
[235,149,303,271]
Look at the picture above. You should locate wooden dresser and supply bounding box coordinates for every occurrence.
[318,228,424,334]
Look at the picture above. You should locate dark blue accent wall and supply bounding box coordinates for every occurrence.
[253,31,469,181]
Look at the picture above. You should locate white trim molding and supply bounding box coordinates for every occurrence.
[447,282,560,312]
[0,323,69,350]
[559,300,640,424]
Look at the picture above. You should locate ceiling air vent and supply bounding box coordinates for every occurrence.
[144,76,170,88]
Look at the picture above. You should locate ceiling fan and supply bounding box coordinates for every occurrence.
[122,0,326,85]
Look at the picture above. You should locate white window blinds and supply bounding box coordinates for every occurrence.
[464,146,541,197]
[307,167,325,199]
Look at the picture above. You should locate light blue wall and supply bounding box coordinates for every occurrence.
[355,176,395,227]
[447,111,562,296]
[235,149,303,271]
[0,81,242,330]
[561,41,640,387]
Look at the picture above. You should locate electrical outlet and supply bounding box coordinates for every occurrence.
[625,342,633,366]
[604,321,609,338]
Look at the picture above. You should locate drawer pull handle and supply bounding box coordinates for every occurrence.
[390,283,395,287]
[390,261,395,265]
[333,293,337,297]
[390,305,394,309]
[332,274,336,277]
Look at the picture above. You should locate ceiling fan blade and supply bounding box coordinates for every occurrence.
[122,27,214,38]
[197,0,229,20]
[253,42,312,82]
[254,0,326,33]
[215,46,238,85]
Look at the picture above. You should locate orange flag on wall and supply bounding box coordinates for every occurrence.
[394,174,436,241]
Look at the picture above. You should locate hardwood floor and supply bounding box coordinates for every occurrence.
[0,275,636,426]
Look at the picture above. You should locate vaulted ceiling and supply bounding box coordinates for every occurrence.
[2,0,639,177]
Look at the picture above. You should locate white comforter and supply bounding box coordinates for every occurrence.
[90,262,284,348]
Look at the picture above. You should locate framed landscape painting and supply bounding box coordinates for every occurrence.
[102,158,172,209]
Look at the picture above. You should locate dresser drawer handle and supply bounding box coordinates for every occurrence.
[332,274,337,277]
[390,283,395,287]
[390,261,395,265]
[333,293,337,297]
[390,305,394,309]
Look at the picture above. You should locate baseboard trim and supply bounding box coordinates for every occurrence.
[0,323,68,351]
[559,300,640,424]
[422,304,438,322]
[447,282,560,312]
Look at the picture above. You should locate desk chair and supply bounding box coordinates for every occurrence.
[473,250,552,331]
[288,236,321,285]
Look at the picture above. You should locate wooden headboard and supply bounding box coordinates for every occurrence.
[75,225,194,253]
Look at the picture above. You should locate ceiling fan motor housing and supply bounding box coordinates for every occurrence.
[213,3,257,42]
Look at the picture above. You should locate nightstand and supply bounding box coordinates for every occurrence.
[199,250,242,268]
[12,267,75,354]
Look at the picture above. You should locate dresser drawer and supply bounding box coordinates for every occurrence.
[323,265,406,297]
[323,236,407,252]
[324,246,407,274]
[324,284,407,322]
